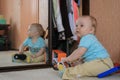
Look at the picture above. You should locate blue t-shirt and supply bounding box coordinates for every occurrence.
[23,37,45,54]
[78,34,109,62]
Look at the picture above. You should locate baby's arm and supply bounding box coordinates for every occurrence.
[19,44,26,54]
[62,47,87,63]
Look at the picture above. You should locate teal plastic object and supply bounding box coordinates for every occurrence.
[0,18,6,24]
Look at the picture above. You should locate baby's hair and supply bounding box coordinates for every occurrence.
[89,16,97,33]
[30,23,45,38]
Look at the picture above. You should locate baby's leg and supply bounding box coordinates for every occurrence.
[62,58,113,80]
[70,59,83,67]
[31,54,45,63]
[24,51,45,63]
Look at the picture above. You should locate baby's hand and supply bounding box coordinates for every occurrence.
[31,55,37,58]
[61,57,69,63]
[18,52,23,54]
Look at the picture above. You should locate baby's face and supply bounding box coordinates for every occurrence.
[76,17,93,37]
[27,26,38,37]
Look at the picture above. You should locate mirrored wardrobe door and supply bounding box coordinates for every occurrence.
[0,0,50,69]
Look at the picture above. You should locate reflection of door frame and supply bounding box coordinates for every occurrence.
[0,0,90,72]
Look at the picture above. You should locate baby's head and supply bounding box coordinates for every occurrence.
[27,23,45,38]
[76,16,97,37]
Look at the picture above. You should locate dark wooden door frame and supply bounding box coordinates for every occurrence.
[82,0,90,15]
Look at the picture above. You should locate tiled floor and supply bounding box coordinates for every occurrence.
[0,68,120,80]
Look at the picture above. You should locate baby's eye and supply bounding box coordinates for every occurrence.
[81,25,83,27]
[76,25,78,27]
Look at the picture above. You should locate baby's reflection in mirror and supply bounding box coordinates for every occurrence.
[12,23,48,63]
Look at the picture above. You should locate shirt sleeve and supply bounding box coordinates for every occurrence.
[23,38,29,46]
[78,35,94,49]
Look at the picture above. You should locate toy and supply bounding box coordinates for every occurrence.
[57,62,66,78]
[97,66,120,78]
[52,50,67,62]
[12,53,31,63]
[57,61,71,78]
[14,54,27,60]
[52,50,67,70]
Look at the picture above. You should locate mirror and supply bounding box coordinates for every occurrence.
[0,0,51,70]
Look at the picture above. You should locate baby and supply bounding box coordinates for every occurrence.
[13,23,46,63]
[61,16,114,79]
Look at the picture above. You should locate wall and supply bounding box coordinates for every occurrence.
[0,0,21,49]
[39,0,48,30]
[0,0,2,13]
[20,0,39,47]
[90,0,120,63]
